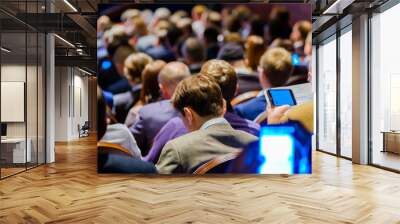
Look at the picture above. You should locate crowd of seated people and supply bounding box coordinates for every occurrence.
[97,5,313,174]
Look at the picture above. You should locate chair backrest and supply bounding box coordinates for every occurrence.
[193,152,240,174]
[97,142,134,157]
[231,90,260,107]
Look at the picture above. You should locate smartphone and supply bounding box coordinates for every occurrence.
[266,89,297,107]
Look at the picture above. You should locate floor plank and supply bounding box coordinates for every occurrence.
[0,135,400,223]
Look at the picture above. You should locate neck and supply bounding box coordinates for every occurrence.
[196,115,223,130]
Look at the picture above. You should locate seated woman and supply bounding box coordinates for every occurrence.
[125,60,166,127]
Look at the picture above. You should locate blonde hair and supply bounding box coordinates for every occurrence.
[259,47,293,87]
[124,53,153,83]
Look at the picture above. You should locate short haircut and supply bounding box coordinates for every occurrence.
[113,44,135,65]
[296,20,312,41]
[200,59,237,102]
[172,74,223,117]
[203,26,220,43]
[105,25,130,56]
[124,52,153,83]
[97,86,107,141]
[270,38,293,52]
[182,37,205,63]
[158,62,190,88]
[259,47,293,87]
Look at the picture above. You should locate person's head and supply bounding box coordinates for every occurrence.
[158,62,190,99]
[170,10,188,25]
[258,47,293,88]
[290,20,312,43]
[206,11,222,27]
[233,5,251,22]
[268,7,291,41]
[172,74,225,132]
[304,32,312,56]
[126,16,148,37]
[120,9,141,22]
[200,59,237,110]
[269,6,290,24]
[222,32,242,45]
[203,26,220,44]
[104,25,129,57]
[112,44,135,76]
[250,15,264,37]
[225,15,241,33]
[140,60,166,104]
[97,86,107,141]
[244,35,266,71]
[123,52,153,85]
[97,15,112,33]
[182,37,205,65]
[154,7,171,21]
[270,38,293,52]
[176,17,193,36]
[192,5,207,21]
[217,43,244,63]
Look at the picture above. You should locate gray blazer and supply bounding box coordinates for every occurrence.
[156,123,258,174]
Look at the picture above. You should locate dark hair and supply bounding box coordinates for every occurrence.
[182,37,205,63]
[97,86,107,141]
[112,44,135,65]
[203,26,220,44]
[172,74,223,117]
[226,15,241,33]
[245,35,266,71]
[268,7,292,42]
[140,60,166,103]
[250,15,265,37]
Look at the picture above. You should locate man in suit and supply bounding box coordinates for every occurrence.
[234,47,312,121]
[156,75,258,174]
[145,59,259,164]
[129,62,190,155]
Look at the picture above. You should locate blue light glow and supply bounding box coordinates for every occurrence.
[292,54,301,65]
[101,60,112,70]
[259,134,294,174]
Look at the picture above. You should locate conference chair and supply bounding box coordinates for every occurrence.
[98,142,134,157]
[78,121,90,138]
[98,142,157,173]
[193,152,239,174]
[231,90,260,107]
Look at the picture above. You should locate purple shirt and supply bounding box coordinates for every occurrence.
[144,112,260,163]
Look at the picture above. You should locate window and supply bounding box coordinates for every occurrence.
[317,35,337,154]
[370,3,400,171]
[339,27,352,158]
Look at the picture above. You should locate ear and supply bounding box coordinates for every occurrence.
[183,107,193,125]
[222,99,227,115]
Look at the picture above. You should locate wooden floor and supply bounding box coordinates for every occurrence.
[1,136,400,223]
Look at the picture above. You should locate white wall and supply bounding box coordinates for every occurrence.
[54,67,89,141]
